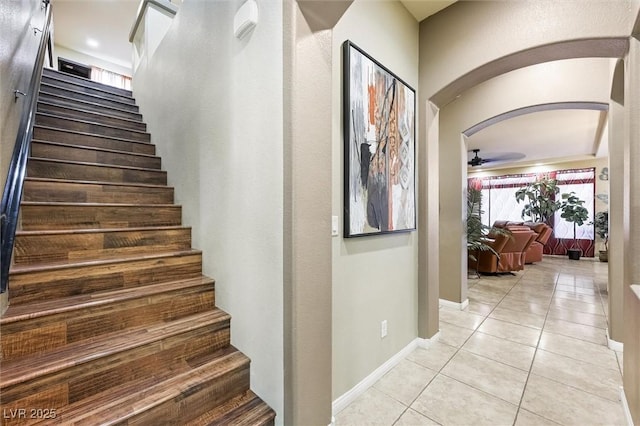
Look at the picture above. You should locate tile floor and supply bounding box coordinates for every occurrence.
[335,256,626,426]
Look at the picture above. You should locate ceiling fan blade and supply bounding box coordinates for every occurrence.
[483,152,526,163]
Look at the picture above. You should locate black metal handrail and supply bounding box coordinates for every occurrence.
[1,0,52,293]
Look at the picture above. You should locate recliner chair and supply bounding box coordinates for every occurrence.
[472,225,536,273]
[523,222,552,264]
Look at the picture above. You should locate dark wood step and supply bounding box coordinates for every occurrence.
[43,68,133,97]
[13,226,191,265]
[1,277,215,360]
[31,140,161,169]
[36,113,150,142]
[185,390,276,426]
[9,250,202,305]
[37,101,146,132]
[38,91,143,122]
[26,347,250,426]
[20,202,181,230]
[22,178,174,204]
[41,75,136,105]
[40,82,139,112]
[27,158,167,185]
[0,311,234,416]
[34,125,155,155]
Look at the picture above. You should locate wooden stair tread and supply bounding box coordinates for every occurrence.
[0,67,275,423]
[24,176,170,189]
[32,347,248,426]
[38,91,142,119]
[16,224,186,236]
[34,124,152,146]
[42,69,133,97]
[185,390,276,426]
[0,309,231,389]
[37,103,146,135]
[40,77,135,104]
[40,82,137,109]
[1,276,214,324]
[21,201,176,208]
[32,139,159,159]
[36,112,150,137]
[38,100,143,125]
[9,247,199,275]
[28,156,165,173]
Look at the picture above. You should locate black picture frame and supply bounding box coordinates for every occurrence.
[343,40,416,238]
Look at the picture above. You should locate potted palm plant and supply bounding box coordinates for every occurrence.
[515,177,561,223]
[467,187,510,273]
[559,192,590,260]
[593,210,608,262]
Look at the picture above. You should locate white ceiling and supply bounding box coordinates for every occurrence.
[467,109,608,169]
[51,0,139,69]
[51,0,611,172]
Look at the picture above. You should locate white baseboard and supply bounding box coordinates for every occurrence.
[607,329,624,352]
[620,386,634,426]
[417,332,440,348]
[439,298,469,310]
[328,416,336,426]
[332,334,438,416]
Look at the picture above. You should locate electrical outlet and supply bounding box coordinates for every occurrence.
[381,320,388,338]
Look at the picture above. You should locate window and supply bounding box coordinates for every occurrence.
[553,169,595,240]
[470,174,536,226]
[91,66,132,91]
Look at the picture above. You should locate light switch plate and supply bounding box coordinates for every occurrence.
[332,216,339,237]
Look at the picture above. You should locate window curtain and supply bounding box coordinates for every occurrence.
[546,168,596,257]
[468,168,596,257]
[91,66,132,90]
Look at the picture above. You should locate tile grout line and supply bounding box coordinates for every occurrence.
[393,272,524,425]
[510,265,560,426]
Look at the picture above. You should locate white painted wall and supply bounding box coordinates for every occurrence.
[132,0,283,422]
[331,0,419,400]
[131,3,176,74]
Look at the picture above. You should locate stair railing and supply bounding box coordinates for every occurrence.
[1,0,52,293]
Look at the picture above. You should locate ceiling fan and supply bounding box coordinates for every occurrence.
[467,149,525,167]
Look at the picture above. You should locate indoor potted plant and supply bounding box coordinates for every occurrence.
[559,192,590,260]
[593,210,609,262]
[515,177,561,223]
[467,187,510,274]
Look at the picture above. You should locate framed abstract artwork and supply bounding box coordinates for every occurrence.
[343,40,416,238]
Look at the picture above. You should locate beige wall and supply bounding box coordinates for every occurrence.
[418,0,639,417]
[132,0,284,421]
[0,0,42,199]
[420,0,635,105]
[609,58,628,345]
[624,35,640,424]
[331,0,419,400]
[436,58,612,303]
[282,1,334,423]
[0,0,43,313]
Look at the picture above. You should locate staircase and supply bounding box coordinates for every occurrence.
[0,68,275,425]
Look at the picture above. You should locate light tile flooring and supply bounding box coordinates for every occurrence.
[336,257,626,426]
